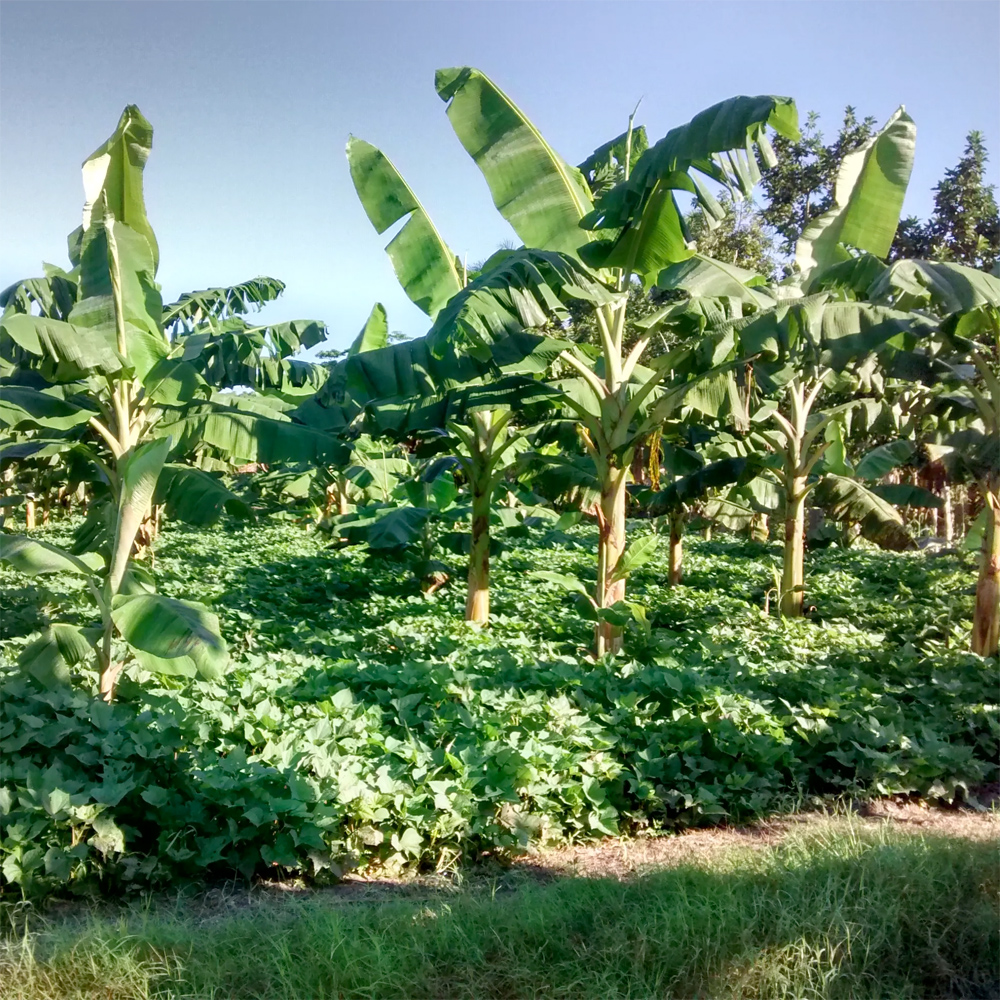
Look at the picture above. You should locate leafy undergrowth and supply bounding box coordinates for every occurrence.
[1,516,996,898]
[2,822,997,1000]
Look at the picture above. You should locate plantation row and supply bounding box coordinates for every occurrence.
[0,67,998,895]
[1,518,995,895]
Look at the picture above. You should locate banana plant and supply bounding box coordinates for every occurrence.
[429,68,802,653]
[644,108,924,616]
[0,106,343,698]
[864,259,1000,654]
[339,132,587,624]
[340,329,562,623]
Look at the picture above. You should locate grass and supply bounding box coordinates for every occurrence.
[2,818,997,1000]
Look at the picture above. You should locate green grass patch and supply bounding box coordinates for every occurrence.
[2,822,997,1000]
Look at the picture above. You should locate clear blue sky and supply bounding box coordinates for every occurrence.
[2,1,998,352]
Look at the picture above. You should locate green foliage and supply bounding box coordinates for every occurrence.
[759,107,879,258]
[890,130,1000,271]
[6,825,997,1000]
[1,517,994,898]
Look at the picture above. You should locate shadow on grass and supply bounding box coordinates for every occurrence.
[5,828,998,1000]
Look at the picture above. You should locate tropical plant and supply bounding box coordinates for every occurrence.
[864,259,1000,654]
[648,107,924,616]
[0,106,342,699]
[337,134,583,624]
[424,67,803,653]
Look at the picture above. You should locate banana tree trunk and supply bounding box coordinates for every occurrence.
[25,498,35,531]
[942,485,955,544]
[595,466,628,657]
[781,475,807,617]
[972,481,999,657]
[466,476,491,625]
[668,510,684,586]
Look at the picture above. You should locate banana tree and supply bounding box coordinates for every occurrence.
[339,326,563,623]
[645,108,924,616]
[430,68,802,652]
[864,259,1000,654]
[341,133,585,624]
[0,106,343,698]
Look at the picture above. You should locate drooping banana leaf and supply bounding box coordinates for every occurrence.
[162,276,287,333]
[111,593,228,680]
[738,295,933,370]
[435,67,597,257]
[0,384,96,431]
[176,317,329,392]
[347,138,464,318]
[0,534,103,577]
[425,248,616,362]
[796,108,916,273]
[17,623,98,688]
[159,402,348,467]
[870,483,943,509]
[813,474,913,550]
[854,439,915,480]
[581,95,800,282]
[1,269,79,321]
[1,312,123,378]
[868,260,1000,316]
[655,253,771,307]
[153,464,254,525]
[642,455,760,515]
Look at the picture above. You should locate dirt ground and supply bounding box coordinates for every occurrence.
[514,798,1000,881]
[32,794,999,924]
[247,795,999,910]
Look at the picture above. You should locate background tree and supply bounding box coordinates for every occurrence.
[889,131,1000,271]
[685,196,778,279]
[759,107,878,260]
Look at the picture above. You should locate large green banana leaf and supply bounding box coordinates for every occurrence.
[796,108,916,273]
[175,317,328,392]
[153,464,253,525]
[73,105,158,271]
[737,295,932,370]
[813,475,913,550]
[160,402,348,466]
[346,337,486,404]
[348,138,464,318]
[111,593,228,680]
[642,456,760,516]
[868,260,1000,316]
[163,276,286,333]
[425,248,616,362]
[0,384,96,431]
[0,268,79,321]
[581,95,799,282]
[435,67,596,257]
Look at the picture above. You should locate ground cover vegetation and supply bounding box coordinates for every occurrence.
[0,515,995,899]
[0,59,998,959]
[3,820,997,1000]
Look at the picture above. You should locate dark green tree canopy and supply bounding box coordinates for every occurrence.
[758,107,878,258]
[890,131,1000,271]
